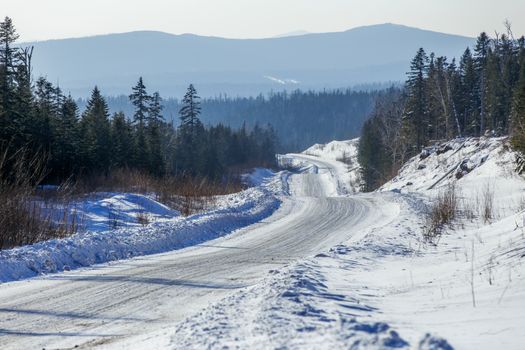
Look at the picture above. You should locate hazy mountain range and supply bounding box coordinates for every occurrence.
[22,23,475,98]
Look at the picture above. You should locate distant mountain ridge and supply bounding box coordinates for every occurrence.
[22,24,475,97]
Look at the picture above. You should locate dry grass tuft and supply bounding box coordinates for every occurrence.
[424,184,459,241]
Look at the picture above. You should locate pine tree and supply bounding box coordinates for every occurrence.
[179,84,203,136]
[13,47,34,147]
[474,32,491,135]
[0,17,20,143]
[511,55,525,168]
[146,91,166,175]
[80,86,112,173]
[129,77,152,170]
[51,95,80,178]
[148,91,164,123]
[33,77,55,152]
[110,111,134,169]
[177,84,204,175]
[129,77,151,129]
[459,48,478,135]
[403,48,429,151]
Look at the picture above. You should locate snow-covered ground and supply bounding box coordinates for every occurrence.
[0,170,283,283]
[1,137,524,349]
[163,137,525,349]
[278,138,361,195]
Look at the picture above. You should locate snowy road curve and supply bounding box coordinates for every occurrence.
[0,154,395,349]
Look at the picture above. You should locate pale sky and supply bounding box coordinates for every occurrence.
[1,0,525,42]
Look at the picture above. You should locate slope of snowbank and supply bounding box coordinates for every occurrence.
[374,137,525,348]
[0,170,283,283]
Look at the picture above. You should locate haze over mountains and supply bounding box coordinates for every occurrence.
[24,23,475,97]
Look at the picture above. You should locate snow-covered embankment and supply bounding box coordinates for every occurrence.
[0,170,283,283]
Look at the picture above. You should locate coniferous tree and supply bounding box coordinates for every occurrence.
[403,48,429,152]
[110,111,134,169]
[80,86,112,174]
[0,17,279,185]
[51,95,79,178]
[147,92,165,176]
[129,77,151,129]
[13,47,34,147]
[511,53,525,170]
[474,32,491,135]
[129,77,152,170]
[0,17,20,143]
[33,77,55,152]
[459,48,478,135]
[177,84,204,175]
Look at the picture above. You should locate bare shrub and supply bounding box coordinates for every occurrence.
[481,182,495,223]
[155,175,244,216]
[136,211,150,226]
[0,146,80,249]
[73,168,155,194]
[424,184,459,241]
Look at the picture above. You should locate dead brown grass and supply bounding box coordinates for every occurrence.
[72,168,245,216]
[0,146,80,250]
[424,184,459,241]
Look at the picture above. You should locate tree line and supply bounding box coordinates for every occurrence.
[85,88,380,152]
[359,27,525,191]
[0,17,277,183]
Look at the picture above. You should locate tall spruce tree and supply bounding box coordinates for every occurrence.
[0,17,20,143]
[177,84,204,175]
[147,92,165,176]
[129,77,152,170]
[403,48,429,151]
[474,32,491,135]
[110,111,134,169]
[511,54,525,171]
[459,48,478,135]
[80,86,112,173]
[51,95,79,178]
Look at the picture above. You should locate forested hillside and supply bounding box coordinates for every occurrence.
[0,17,277,184]
[81,89,378,151]
[359,27,525,190]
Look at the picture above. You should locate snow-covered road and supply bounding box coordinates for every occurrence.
[0,154,396,349]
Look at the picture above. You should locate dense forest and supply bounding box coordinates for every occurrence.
[0,17,277,184]
[359,27,525,191]
[82,89,379,151]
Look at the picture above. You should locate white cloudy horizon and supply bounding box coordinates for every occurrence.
[1,0,524,42]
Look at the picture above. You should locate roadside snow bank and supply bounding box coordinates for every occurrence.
[168,193,451,350]
[276,138,361,195]
[302,138,361,194]
[303,139,359,162]
[0,170,283,283]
